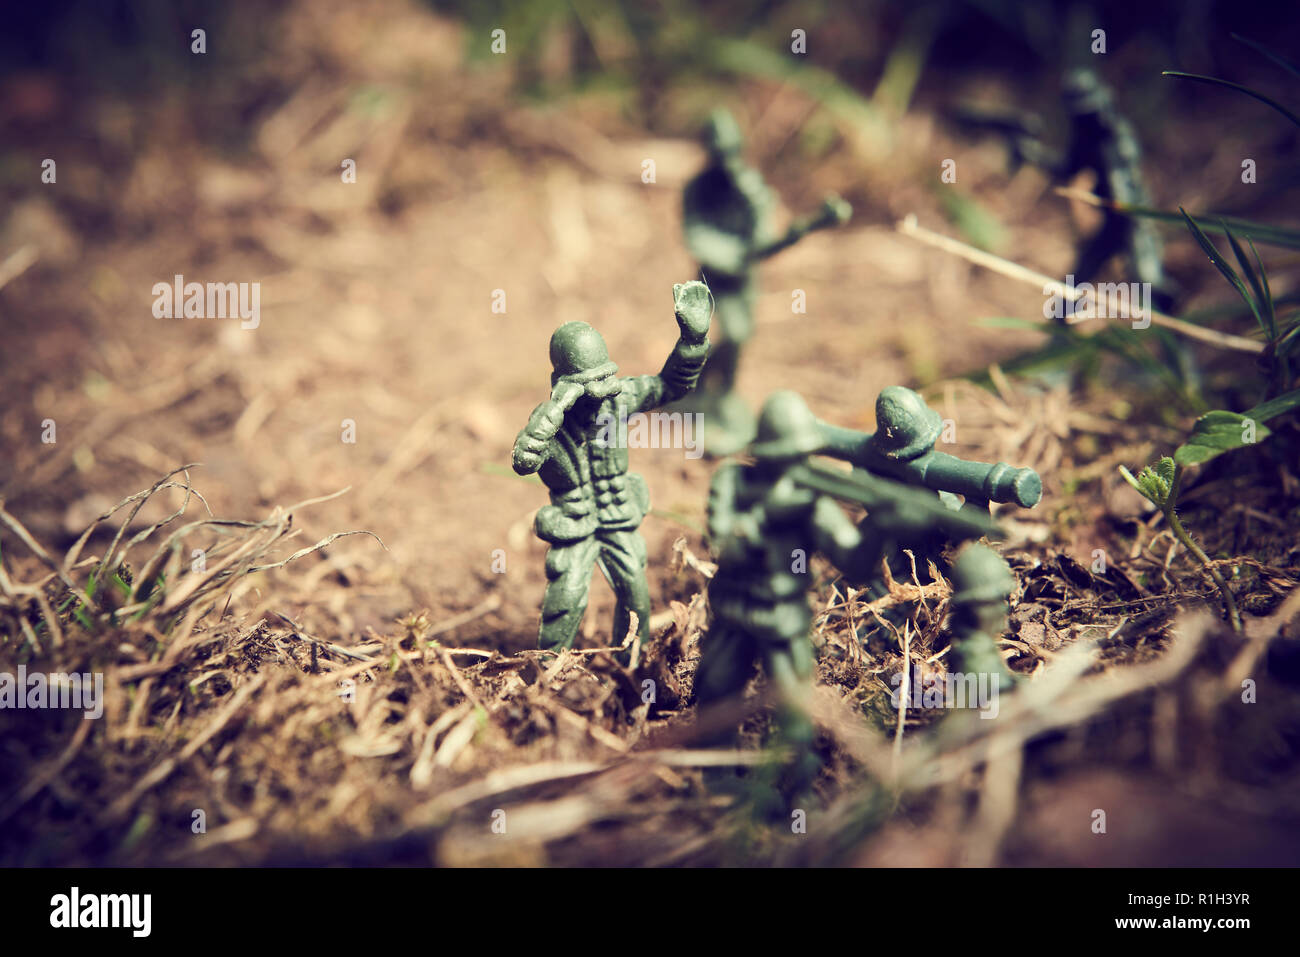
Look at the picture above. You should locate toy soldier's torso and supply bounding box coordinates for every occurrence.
[535,391,649,540]
[711,472,819,613]
[682,160,777,282]
[1067,109,1150,206]
[1065,108,1165,281]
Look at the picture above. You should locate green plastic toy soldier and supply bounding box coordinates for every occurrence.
[816,386,1038,677]
[955,69,1196,387]
[957,68,1175,313]
[512,281,713,655]
[1046,69,1176,314]
[677,109,851,455]
[696,391,860,789]
[696,391,1000,789]
[946,542,1018,691]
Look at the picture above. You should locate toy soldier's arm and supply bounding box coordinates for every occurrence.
[751,194,852,262]
[706,463,742,543]
[622,281,713,414]
[511,381,584,475]
[888,451,1041,509]
[814,420,1040,509]
[947,104,1060,175]
[809,495,863,570]
[1018,136,1068,177]
[818,420,874,463]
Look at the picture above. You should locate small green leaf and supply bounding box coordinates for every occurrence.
[1243,386,1300,424]
[1119,463,1170,507]
[1153,457,1176,490]
[1174,411,1272,466]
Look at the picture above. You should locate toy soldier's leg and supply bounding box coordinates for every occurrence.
[596,529,651,652]
[766,639,818,792]
[539,536,599,651]
[694,621,757,734]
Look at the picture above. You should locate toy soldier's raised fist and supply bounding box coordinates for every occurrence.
[673,280,713,343]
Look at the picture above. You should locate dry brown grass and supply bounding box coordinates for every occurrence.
[4,395,1299,867]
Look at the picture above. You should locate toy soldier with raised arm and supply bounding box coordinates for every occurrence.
[512,281,713,657]
[677,109,851,455]
[696,391,1001,789]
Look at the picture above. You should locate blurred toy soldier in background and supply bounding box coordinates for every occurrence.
[1033,69,1177,314]
[956,68,1176,313]
[512,281,713,657]
[676,109,851,455]
[957,69,1196,389]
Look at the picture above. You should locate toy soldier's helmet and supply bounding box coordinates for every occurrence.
[702,108,744,158]
[872,386,942,460]
[549,321,619,384]
[949,544,1016,605]
[750,391,826,460]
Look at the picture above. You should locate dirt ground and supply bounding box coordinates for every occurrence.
[2,0,1299,866]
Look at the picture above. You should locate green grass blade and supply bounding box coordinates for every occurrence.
[1162,71,1300,128]
[1231,33,1300,81]
[1180,208,1263,330]
[1072,196,1300,250]
[1222,223,1271,337]
[1247,238,1277,340]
